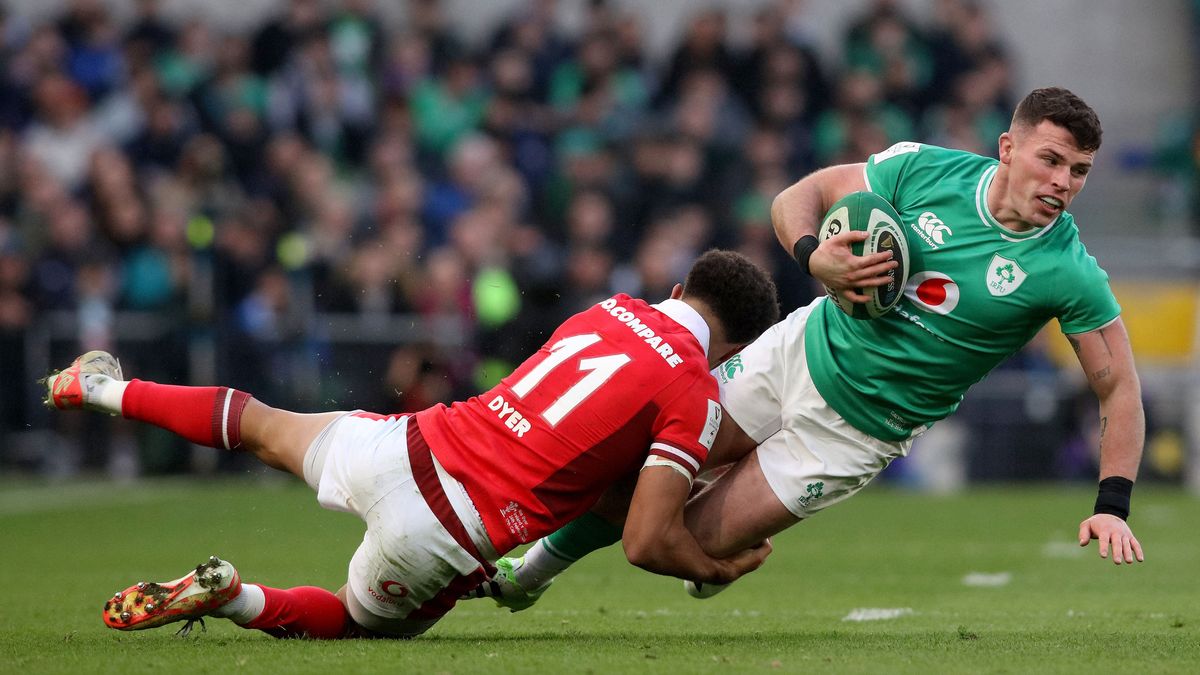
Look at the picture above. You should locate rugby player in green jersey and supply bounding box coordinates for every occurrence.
[468,87,1144,610]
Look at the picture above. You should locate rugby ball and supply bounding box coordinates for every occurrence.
[816,191,910,320]
[684,579,730,599]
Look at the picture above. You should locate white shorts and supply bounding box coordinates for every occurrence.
[303,412,497,637]
[716,298,913,519]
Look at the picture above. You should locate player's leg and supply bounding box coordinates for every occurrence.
[102,555,356,638]
[103,415,499,639]
[683,449,798,557]
[43,350,341,480]
[238,401,343,477]
[331,415,497,638]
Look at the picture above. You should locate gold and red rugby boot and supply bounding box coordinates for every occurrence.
[42,350,123,411]
[103,556,241,636]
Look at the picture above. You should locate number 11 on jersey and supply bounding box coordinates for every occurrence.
[509,334,632,426]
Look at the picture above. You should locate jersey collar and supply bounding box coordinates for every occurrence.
[975,164,1060,242]
[651,298,710,357]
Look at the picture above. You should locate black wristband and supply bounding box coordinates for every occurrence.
[1093,476,1134,521]
[792,235,819,275]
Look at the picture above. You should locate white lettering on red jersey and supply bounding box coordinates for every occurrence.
[416,294,718,554]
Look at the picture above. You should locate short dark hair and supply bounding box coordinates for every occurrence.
[682,249,779,344]
[1012,87,1102,152]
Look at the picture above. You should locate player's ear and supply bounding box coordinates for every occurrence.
[669,283,683,300]
[998,131,1014,164]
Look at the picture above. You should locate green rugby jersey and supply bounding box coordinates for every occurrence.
[804,142,1121,441]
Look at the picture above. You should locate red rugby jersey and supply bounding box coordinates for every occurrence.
[416,294,722,554]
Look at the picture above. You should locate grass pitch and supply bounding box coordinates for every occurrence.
[1,477,1196,674]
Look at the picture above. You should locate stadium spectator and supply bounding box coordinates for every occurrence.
[656,9,737,108]
[487,0,570,104]
[250,0,326,78]
[24,73,105,191]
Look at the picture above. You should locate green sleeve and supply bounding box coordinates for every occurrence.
[1057,246,1122,334]
[864,141,923,204]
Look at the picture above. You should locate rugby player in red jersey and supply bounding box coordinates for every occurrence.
[43,249,779,639]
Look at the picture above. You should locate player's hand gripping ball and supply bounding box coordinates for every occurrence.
[817,191,910,319]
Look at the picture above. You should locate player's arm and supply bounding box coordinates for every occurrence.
[700,414,757,470]
[623,465,770,584]
[1067,317,1146,564]
[771,163,896,302]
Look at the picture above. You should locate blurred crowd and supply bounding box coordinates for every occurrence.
[0,0,1018,474]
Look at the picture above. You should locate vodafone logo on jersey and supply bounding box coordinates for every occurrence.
[905,271,959,315]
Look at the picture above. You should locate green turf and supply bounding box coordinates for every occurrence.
[0,478,1196,674]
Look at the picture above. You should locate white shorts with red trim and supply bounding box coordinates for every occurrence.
[303,412,497,636]
[715,298,913,519]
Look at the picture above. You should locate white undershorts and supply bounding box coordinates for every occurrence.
[716,298,913,519]
[303,412,497,637]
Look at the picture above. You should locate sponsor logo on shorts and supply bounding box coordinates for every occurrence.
[719,355,743,382]
[796,481,824,510]
[381,581,409,598]
[367,585,397,605]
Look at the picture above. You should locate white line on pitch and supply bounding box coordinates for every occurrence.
[961,572,1011,587]
[842,608,914,622]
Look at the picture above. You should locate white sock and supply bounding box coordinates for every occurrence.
[515,540,576,589]
[211,583,266,624]
[84,375,128,415]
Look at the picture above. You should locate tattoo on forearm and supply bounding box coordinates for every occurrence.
[1099,416,1108,448]
[1091,365,1111,381]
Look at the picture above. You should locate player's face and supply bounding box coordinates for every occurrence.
[998,120,1094,229]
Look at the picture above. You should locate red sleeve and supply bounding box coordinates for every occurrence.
[646,370,722,479]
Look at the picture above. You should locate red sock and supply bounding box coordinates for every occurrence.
[240,586,352,639]
[121,380,252,450]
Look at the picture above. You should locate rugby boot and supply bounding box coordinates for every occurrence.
[103,556,241,636]
[42,350,123,412]
[461,556,553,612]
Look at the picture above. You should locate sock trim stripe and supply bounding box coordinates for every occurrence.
[540,539,579,563]
[219,388,234,450]
[226,390,250,450]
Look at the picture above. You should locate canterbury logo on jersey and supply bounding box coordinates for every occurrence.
[905,271,959,315]
[910,211,952,248]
